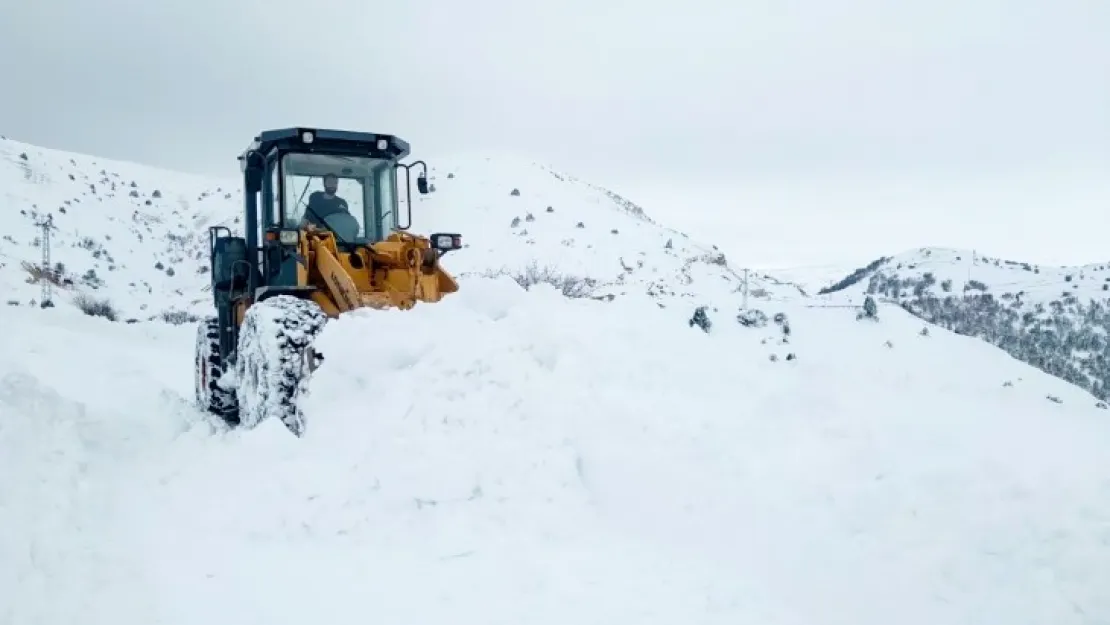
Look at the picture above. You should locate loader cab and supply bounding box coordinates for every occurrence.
[207,127,440,366]
[213,127,428,313]
[278,152,400,244]
[244,128,428,289]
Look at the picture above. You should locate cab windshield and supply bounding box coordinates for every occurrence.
[280,152,398,243]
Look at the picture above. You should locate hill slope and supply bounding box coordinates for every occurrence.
[0,137,802,323]
[816,247,1110,402]
[3,279,1110,624]
[0,136,239,318]
[5,134,1110,407]
[412,156,803,307]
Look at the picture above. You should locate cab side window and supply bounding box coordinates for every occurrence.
[270,165,282,227]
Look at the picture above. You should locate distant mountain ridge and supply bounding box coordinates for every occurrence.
[817,247,1110,402]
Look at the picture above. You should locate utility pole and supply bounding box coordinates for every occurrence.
[742,268,749,310]
[38,215,54,308]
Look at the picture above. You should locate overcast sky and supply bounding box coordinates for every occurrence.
[2,0,1108,266]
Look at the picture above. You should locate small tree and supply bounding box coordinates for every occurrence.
[857,295,878,321]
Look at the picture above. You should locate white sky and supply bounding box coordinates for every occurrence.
[2,0,1108,267]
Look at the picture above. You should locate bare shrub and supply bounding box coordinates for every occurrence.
[158,309,198,325]
[21,261,63,286]
[73,293,117,321]
[480,261,598,299]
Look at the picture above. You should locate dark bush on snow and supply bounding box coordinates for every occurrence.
[74,293,117,321]
[689,306,711,333]
[158,309,199,325]
[737,308,768,328]
[481,261,598,299]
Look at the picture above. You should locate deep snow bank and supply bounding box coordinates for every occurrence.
[4,282,1110,624]
[0,305,201,624]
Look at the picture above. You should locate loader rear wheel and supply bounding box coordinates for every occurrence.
[234,295,327,436]
[194,315,239,424]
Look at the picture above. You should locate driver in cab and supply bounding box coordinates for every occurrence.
[302,173,350,229]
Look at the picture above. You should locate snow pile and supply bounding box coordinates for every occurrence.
[0,305,197,624]
[4,279,1110,624]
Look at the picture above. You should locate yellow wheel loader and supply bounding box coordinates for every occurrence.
[194,127,462,436]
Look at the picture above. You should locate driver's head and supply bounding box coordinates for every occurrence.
[323,173,338,195]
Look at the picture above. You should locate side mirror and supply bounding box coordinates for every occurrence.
[417,174,429,195]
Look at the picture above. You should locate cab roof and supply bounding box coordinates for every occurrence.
[239,127,412,165]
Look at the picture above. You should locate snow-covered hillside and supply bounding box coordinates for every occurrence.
[0,136,802,323]
[814,247,1110,402]
[0,136,239,318]
[4,278,1110,624]
[5,133,1110,404]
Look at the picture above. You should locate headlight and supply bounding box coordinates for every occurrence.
[279,230,300,245]
[376,138,388,150]
[431,233,462,251]
[301,130,315,143]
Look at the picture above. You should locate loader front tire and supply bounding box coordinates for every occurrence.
[194,315,239,424]
[234,295,327,436]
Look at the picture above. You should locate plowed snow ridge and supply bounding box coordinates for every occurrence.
[3,278,1110,625]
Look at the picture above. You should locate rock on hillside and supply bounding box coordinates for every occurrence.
[817,246,1110,401]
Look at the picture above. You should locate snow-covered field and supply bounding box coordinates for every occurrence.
[2,135,1110,624]
[4,279,1110,624]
